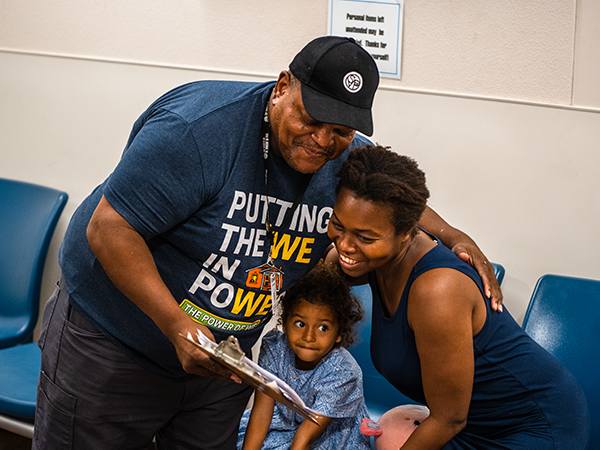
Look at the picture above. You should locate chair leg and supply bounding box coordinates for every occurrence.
[0,414,34,439]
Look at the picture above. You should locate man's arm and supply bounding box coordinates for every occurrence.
[86,195,238,380]
[418,206,503,310]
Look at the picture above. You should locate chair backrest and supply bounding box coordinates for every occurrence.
[522,274,600,449]
[349,262,505,422]
[492,262,505,286]
[0,178,68,348]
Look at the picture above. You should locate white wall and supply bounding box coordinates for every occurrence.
[1,1,599,334]
[373,91,600,321]
[2,0,599,105]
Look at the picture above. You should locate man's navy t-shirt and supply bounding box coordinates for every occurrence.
[60,80,371,377]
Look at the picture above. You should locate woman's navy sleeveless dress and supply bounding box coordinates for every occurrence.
[369,241,589,449]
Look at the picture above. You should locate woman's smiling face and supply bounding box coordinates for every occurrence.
[327,187,410,278]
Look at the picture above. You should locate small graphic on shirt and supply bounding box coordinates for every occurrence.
[245,263,284,291]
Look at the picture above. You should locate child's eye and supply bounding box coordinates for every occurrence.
[294,320,305,328]
[318,324,329,332]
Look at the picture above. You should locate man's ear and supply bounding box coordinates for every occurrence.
[272,70,292,103]
[336,335,342,344]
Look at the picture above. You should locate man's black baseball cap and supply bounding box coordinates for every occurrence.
[289,36,379,136]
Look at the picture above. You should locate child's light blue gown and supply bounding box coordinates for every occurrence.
[237,330,371,450]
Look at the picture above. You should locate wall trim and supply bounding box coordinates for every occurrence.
[2,48,599,115]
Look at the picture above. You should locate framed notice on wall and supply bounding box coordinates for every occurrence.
[328,0,404,79]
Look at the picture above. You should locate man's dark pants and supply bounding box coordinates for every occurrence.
[33,278,252,450]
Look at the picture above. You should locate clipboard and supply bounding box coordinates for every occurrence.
[179,331,321,425]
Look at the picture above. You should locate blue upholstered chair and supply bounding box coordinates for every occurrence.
[0,342,41,438]
[349,262,506,422]
[0,178,68,348]
[492,262,505,286]
[0,178,68,438]
[522,274,600,449]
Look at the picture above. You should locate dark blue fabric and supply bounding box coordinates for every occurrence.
[59,80,372,377]
[370,241,590,449]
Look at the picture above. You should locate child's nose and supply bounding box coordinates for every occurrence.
[303,328,316,342]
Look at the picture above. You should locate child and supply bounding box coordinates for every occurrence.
[237,261,371,450]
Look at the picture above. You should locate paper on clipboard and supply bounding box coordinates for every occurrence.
[180,331,321,425]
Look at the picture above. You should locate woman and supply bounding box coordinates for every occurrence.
[326,145,589,449]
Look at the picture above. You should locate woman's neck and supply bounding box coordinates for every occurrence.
[376,231,436,317]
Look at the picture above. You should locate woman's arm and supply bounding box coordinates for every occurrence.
[418,206,503,311]
[241,391,275,450]
[289,414,333,450]
[399,268,484,450]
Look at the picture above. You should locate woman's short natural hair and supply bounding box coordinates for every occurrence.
[335,144,430,236]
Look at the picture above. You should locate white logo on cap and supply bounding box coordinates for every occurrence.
[343,71,363,93]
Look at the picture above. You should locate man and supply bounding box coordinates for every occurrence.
[34,36,500,450]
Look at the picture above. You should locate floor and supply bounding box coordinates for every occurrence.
[0,429,31,450]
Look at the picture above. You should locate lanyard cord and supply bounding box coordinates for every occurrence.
[261,104,313,312]
[261,105,313,256]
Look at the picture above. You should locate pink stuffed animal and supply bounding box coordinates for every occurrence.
[361,405,430,449]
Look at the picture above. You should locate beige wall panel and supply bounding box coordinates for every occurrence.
[0,1,328,76]
[384,0,576,104]
[372,88,600,321]
[2,52,599,331]
[573,0,600,108]
[0,0,583,105]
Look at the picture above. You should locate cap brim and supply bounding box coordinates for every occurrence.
[300,83,374,136]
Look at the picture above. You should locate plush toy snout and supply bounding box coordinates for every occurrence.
[360,405,430,449]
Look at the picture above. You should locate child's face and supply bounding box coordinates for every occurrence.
[283,298,342,371]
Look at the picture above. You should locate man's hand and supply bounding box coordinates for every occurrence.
[453,244,503,312]
[169,320,242,383]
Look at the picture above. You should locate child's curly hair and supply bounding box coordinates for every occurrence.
[278,261,364,348]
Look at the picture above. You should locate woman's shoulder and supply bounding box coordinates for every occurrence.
[415,241,481,284]
[409,240,485,303]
